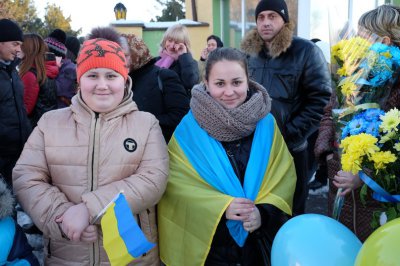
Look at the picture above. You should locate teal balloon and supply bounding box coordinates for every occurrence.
[355,217,400,266]
[271,214,362,266]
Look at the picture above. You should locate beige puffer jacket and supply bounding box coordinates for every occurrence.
[13,89,169,265]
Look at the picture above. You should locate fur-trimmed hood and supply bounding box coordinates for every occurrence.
[240,21,295,58]
[0,177,15,219]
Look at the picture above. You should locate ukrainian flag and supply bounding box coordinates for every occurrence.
[158,112,296,266]
[101,193,155,266]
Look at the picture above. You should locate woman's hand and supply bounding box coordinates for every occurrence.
[226,198,255,221]
[55,203,90,241]
[200,47,208,60]
[80,225,98,243]
[243,207,261,233]
[333,170,364,196]
[174,43,187,56]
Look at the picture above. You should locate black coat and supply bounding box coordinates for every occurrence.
[205,133,289,266]
[247,37,331,152]
[156,53,199,96]
[130,60,190,142]
[0,60,31,156]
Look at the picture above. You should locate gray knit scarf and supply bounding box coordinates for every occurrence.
[190,80,272,142]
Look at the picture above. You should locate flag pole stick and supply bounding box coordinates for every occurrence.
[90,191,124,224]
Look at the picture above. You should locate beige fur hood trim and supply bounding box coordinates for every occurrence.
[240,21,295,58]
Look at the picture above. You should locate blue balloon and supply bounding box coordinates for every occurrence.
[271,214,362,266]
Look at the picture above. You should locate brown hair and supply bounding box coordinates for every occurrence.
[19,33,48,86]
[204,47,249,82]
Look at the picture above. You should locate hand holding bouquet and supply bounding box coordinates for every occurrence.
[340,108,400,228]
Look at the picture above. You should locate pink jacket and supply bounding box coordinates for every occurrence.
[13,90,169,265]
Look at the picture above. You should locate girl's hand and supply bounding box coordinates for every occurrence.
[80,225,98,243]
[243,207,261,233]
[225,198,255,221]
[55,203,90,241]
[333,170,363,196]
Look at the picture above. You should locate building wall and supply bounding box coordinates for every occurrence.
[113,26,143,37]
[112,0,389,59]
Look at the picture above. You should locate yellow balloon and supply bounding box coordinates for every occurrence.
[355,217,400,266]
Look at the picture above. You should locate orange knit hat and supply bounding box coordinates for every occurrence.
[76,38,128,83]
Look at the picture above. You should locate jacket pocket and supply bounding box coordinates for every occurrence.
[270,73,298,103]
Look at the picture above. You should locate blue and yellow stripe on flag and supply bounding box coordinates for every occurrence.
[101,193,155,266]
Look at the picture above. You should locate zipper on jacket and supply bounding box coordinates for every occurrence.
[47,239,51,258]
[10,76,24,149]
[226,149,241,179]
[91,113,99,266]
[90,113,99,191]
[137,214,142,228]
[146,209,152,234]
[136,214,148,256]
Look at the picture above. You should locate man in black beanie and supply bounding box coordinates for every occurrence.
[0,19,32,187]
[241,0,331,215]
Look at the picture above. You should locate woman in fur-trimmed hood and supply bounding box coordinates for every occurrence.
[0,176,39,265]
[240,0,332,216]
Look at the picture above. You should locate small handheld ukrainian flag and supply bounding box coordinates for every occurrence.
[100,192,155,265]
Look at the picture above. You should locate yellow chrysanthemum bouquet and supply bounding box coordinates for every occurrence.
[331,30,400,109]
[340,108,400,228]
[330,29,400,139]
[330,26,400,227]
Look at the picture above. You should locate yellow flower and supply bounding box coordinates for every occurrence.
[341,133,379,154]
[332,37,371,77]
[340,134,380,174]
[341,152,362,174]
[370,151,397,170]
[340,80,357,96]
[337,66,348,76]
[382,51,392,58]
[380,108,400,133]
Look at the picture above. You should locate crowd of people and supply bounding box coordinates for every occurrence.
[0,0,399,265]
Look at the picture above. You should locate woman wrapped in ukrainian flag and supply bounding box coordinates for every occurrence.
[158,47,296,266]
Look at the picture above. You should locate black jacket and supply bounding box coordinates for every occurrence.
[156,53,199,96]
[241,26,331,152]
[28,67,58,128]
[205,133,289,266]
[130,59,190,142]
[0,60,31,156]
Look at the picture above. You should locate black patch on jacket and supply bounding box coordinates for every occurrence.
[124,138,137,152]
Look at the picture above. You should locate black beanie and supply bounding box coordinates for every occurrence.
[255,0,289,23]
[65,36,81,58]
[44,29,68,58]
[0,19,23,42]
[49,29,67,44]
[207,35,224,48]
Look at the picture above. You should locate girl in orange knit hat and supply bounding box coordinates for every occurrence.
[12,38,168,265]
